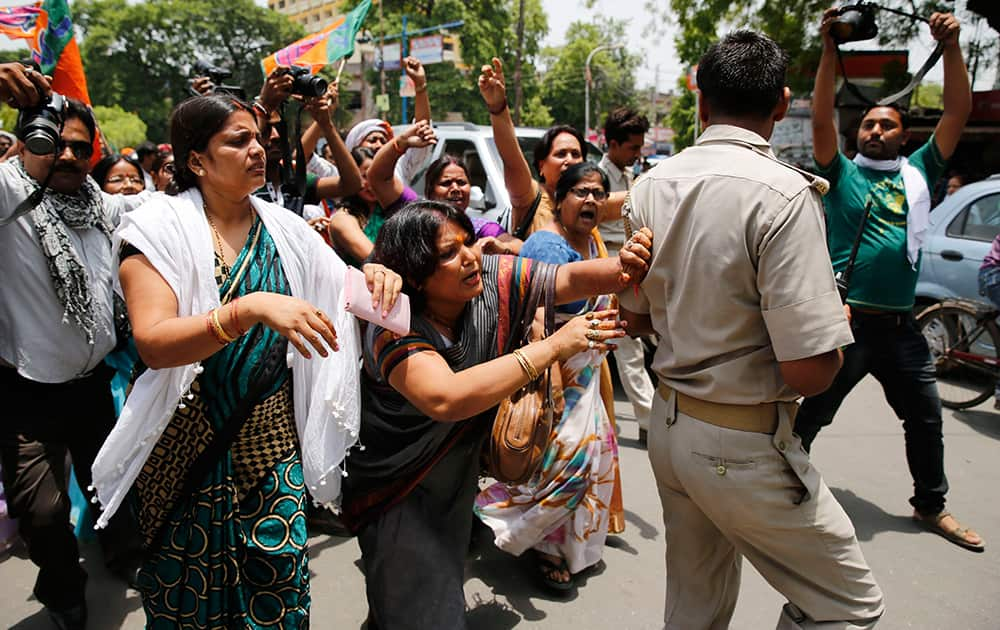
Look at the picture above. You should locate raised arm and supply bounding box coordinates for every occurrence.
[405,57,430,124]
[930,12,971,160]
[368,120,436,209]
[479,58,538,224]
[300,81,338,163]
[812,8,841,168]
[304,84,362,199]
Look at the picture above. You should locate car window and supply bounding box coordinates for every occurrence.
[440,139,487,192]
[947,193,1000,242]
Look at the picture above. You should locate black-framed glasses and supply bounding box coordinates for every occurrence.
[569,186,608,201]
[56,139,94,160]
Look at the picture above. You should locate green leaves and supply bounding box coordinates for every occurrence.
[75,0,304,140]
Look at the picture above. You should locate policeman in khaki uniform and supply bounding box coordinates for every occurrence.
[619,32,884,629]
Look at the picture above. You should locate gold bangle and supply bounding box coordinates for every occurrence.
[211,308,237,343]
[512,349,539,381]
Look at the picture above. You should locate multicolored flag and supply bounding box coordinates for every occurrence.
[0,0,90,104]
[261,0,372,77]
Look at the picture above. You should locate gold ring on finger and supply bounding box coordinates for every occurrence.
[586,330,601,341]
[315,309,324,318]
[585,312,596,320]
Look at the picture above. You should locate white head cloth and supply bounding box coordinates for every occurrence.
[344,119,387,152]
[852,153,931,269]
[91,188,361,526]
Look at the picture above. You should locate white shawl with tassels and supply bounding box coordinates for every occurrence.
[91,188,361,527]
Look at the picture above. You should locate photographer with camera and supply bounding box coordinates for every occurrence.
[240,66,361,215]
[802,9,983,553]
[0,62,147,629]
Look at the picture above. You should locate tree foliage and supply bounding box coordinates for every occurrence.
[74,0,304,141]
[92,105,148,150]
[344,0,548,125]
[539,20,642,133]
[653,0,999,150]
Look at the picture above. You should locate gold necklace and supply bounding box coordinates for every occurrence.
[203,205,231,277]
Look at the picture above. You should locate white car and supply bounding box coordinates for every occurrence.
[396,122,603,230]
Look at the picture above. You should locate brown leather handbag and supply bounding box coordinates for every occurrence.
[487,263,557,485]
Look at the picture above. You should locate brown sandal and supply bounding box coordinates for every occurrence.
[913,511,985,553]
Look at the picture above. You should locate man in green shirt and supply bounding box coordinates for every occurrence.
[798,9,983,553]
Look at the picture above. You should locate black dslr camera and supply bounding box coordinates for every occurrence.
[831,3,879,44]
[192,60,247,100]
[283,66,328,97]
[16,84,67,156]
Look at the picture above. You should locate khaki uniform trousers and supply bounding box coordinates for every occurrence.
[648,389,884,630]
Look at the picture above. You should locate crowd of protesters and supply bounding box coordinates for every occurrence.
[0,7,986,630]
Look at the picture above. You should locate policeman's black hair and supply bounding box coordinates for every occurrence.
[696,30,789,120]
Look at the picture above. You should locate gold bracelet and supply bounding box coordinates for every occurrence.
[512,349,539,381]
[210,308,238,343]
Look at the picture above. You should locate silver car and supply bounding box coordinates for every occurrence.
[917,174,1000,310]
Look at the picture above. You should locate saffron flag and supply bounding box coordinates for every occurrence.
[0,0,90,104]
[261,0,372,77]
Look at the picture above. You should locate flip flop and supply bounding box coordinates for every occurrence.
[533,551,574,594]
[913,511,985,553]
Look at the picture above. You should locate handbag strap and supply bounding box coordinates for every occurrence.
[178,337,289,498]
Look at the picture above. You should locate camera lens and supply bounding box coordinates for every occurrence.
[20,112,61,155]
[293,74,328,97]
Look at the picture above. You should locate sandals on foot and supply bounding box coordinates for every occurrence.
[534,551,574,594]
[913,510,985,553]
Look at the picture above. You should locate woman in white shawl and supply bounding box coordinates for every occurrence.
[91,94,401,628]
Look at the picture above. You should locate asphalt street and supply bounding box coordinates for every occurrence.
[2,374,998,629]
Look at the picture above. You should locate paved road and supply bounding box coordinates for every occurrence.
[2,375,999,629]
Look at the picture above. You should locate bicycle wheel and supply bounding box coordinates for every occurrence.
[917,302,1000,409]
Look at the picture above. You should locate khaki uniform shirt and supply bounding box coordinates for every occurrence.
[618,125,852,404]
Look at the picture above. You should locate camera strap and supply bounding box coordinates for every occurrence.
[835,5,942,107]
[835,42,944,107]
[275,104,307,216]
[835,198,873,301]
[0,167,54,227]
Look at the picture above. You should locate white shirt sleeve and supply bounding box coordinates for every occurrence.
[0,160,31,223]
[308,154,339,178]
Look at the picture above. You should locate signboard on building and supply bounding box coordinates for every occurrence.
[381,42,401,71]
[410,35,444,65]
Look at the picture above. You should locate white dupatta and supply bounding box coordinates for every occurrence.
[91,188,361,528]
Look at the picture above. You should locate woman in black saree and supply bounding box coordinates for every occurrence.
[342,200,652,629]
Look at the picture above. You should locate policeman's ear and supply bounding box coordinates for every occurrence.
[771,87,791,123]
[697,93,710,125]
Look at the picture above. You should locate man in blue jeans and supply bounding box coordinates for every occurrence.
[798,8,983,553]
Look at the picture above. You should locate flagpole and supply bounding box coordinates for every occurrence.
[334,56,347,85]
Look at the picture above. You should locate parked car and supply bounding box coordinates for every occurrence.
[395,122,602,229]
[916,174,1000,311]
